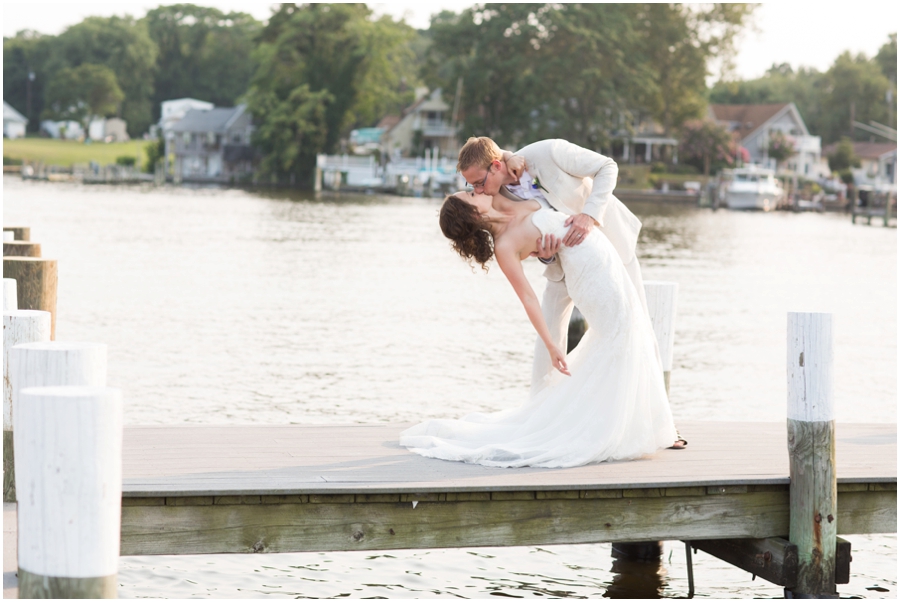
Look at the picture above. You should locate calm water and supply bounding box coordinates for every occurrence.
[3,176,896,598]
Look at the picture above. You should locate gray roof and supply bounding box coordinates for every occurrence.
[171,104,246,133]
[3,101,28,123]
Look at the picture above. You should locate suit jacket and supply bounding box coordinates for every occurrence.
[516,139,642,282]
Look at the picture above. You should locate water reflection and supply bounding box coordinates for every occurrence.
[605,543,667,599]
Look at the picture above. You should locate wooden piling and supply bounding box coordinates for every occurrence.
[2,226,30,241]
[786,311,837,597]
[3,241,41,257]
[3,257,58,339]
[15,386,122,599]
[6,341,106,504]
[3,278,17,310]
[644,281,678,394]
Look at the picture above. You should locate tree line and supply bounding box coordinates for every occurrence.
[4,4,895,187]
[711,33,897,146]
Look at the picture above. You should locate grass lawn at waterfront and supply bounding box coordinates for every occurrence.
[3,138,150,169]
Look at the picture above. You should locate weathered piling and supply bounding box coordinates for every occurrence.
[3,257,58,339]
[643,281,678,394]
[3,226,30,241]
[5,340,106,503]
[2,310,53,502]
[786,311,837,598]
[3,278,17,310]
[3,241,41,257]
[15,385,123,598]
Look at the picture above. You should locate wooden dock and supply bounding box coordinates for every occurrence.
[2,420,895,597]
[111,421,895,556]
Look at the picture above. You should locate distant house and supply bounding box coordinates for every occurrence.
[152,98,214,139]
[88,117,129,142]
[709,103,826,177]
[168,104,254,182]
[40,119,84,140]
[379,88,459,160]
[609,115,679,164]
[3,102,28,139]
[823,141,897,190]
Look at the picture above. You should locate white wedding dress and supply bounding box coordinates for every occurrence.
[400,209,678,468]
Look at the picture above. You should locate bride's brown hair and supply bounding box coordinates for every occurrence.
[439,194,494,270]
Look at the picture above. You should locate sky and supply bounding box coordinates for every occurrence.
[2,2,898,81]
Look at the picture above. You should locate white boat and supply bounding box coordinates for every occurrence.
[722,167,784,211]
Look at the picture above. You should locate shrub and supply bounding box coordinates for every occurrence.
[650,162,667,174]
[3,156,23,166]
[115,155,136,167]
[144,138,165,173]
[678,119,736,175]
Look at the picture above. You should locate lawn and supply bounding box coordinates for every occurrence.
[2,138,151,169]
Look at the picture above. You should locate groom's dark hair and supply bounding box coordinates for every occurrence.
[457,137,502,172]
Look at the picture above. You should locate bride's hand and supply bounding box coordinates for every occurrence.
[548,344,570,376]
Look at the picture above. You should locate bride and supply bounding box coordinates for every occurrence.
[398,190,678,468]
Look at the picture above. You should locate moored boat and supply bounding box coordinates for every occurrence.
[721,167,784,211]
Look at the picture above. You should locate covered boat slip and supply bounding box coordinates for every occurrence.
[120,421,896,556]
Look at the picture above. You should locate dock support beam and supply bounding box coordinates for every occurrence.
[786,312,837,598]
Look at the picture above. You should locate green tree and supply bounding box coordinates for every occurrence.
[678,118,735,175]
[143,4,261,117]
[827,137,860,172]
[424,4,754,150]
[820,51,894,142]
[246,4,417,186]
[245,84,330,185]
[3,31,55,131]
[875,33,897,82]
[639,4,755,134]
[43,63,124,138]
[47,16,158,136]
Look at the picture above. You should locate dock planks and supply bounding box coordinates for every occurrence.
[123,421,895,496]
[117,421,896,556]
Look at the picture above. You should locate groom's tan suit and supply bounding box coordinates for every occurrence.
[513,139,651,392]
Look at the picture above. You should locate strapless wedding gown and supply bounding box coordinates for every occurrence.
[400,209,678,468]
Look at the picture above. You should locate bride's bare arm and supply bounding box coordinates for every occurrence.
[495,246,570,376]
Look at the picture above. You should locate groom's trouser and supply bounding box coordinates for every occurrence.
[530,254,650,395]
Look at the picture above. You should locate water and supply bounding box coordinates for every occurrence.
[3,176,896,598]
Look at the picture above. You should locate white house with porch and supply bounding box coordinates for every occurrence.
[610,115,679,165]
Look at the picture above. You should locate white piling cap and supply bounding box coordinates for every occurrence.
[786,311,834,422]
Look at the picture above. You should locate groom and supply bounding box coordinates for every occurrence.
[457,136,652,393]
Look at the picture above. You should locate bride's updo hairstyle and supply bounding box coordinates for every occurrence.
[439,194,494,270]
